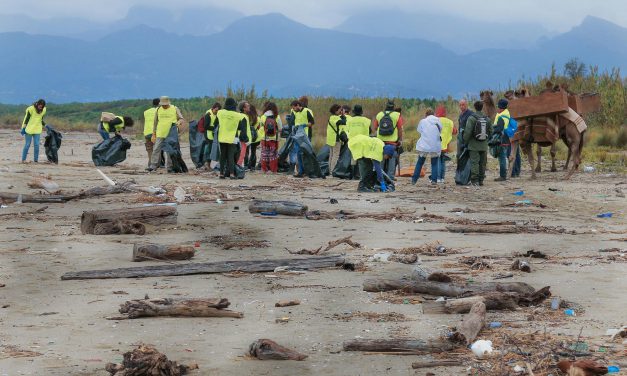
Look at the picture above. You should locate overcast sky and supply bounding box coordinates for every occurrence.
[1,0,625,31]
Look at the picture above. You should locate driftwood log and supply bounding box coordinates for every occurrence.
[446,225,521,234]
[412,360,463,369]
[343,338,455,353]
[132,244,195,262]
[422,293,520,314]
[0,181,155,204]
[249,339,307,360]
[288,235,361,255]
[362,278,535,297]
[61,255,345,280]
[105,344,196,376]
[81,206,177,235]
[450,302,486,345]
[109,298,243,319]
[248,200,308,216]
[275,300,300,307]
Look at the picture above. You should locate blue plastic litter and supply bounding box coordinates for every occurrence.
[489,322,502,328]
[260,211,278,216]
[608,366,620,373]
[564,309,576,316]
[597,212,613,218]
[513,190,525,196]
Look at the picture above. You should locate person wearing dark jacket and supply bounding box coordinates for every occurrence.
[493,99,521,180]
[216,97,249,179]
[455,99,474,185]
[463,101,493,186]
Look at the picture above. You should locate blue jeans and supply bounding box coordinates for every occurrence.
[22,133,40,162]
[288,126,305,174]
[99,128,110,140]
[498,145,521,178]
[412,155,440,183]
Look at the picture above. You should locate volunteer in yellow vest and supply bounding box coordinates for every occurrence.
[245,104,261,171]
[326,104,348,174]
[348,135,394,192]
[147,96,184,172]
[216,97,249,179]
[99,114,134,140]
[203,102,222,168]
[494,99,521,181]
[288,99,315,177]
[20,99,47,163]
[434,105,457,183]
[143,98,160,167]
[346,105,371,138]
[373,100,404,178]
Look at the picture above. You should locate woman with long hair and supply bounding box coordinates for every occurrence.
[245,104,261,170]
[259,102,282,173]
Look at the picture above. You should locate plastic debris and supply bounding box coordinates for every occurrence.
[515,199,532,205]
[583,166,595,172]
[173,187,186,203]
[216,199,224,204]
[370,252,392,262]
[608,366,620,373]
[513,365,525,373]
[513,190,525,196]
[260,211,278,216]
[551,297,561,310]
[596,212,613,218]
[564,309,576,316]
[470,340,493,358]
[489,322,502,328]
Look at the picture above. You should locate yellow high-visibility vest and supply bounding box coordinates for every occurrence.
[155,106,178,138]
[217,109,242,144]
[375,111,401,142]
[347,116,371,138]
[348,135,384,162]
[143,108,157,136]
[22,105,46,134]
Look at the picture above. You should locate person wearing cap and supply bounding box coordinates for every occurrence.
[215,97,249,179]
[143,98,160,167]
[372,100,404,178]
[147,96,184,172]
[411,108,442,185]
[434,105,457,183]
[99,114,134,140]
[20,99,47,163]
[494,98,521,181]
[348,134,393,192]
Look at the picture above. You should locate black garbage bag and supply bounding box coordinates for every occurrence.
[162,125,188,173]
[277,137,293,172]
[332,143,353,179]
[43,125,62,164]
[292,126,322,178]
[92,135,131,166]
[188,120,208,168]
[317,145,331,176]
[455,149,471,185]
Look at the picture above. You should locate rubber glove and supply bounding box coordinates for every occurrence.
[151,133,156,143]
[20,128,26,136]
[380,181,388,193]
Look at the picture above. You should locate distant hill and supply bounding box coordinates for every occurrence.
[334,10,554,53]
[0,13,625,104]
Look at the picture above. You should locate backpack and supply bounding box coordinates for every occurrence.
[472,115,489,141]
[264,116,278,139]
[378,111,396,136]
[502,115,518,139]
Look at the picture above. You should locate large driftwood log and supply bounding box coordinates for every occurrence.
[81,206,177,235]
[110,298,243,319]
[422,293,519,314]
[0,181,147,204]
[412,360,463,369]
[362,278,535,297]
[132,244,195,261]
[248,200,308,216]
[446,225,521,234]
[450,302,486,345]
[0,192,68,203]
[249,339,308,360]
[61,255,345,280]
[343,338,455,353]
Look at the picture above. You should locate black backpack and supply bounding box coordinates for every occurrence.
[472,115,489,141]
[264,116,278,139]
[378,111,395,136]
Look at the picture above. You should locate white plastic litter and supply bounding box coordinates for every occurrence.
[174,187,186,203]
[471,340,493,358]
[513,365,525,373]
[435,297,446,302]
[369,252,392,262]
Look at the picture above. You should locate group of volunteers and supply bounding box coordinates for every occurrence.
[18,94,522,190]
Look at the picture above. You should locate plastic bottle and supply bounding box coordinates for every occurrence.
[564,309,576,316]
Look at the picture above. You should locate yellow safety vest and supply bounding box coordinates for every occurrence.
[155,106,178,139]
[375,111,401,142]
[258,115,269,141]
[439,117,454,150]
[326,115,347,146]
[143,108,157,136]
[348,135,384,162]
[205,110,217,140]
[103,116,125,133]
[347,116,371,138]
[495,109,511,130]
[22,105,46,135]
[217,109,242,144]
[293,107,314,126]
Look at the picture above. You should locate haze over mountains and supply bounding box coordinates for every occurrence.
[0,7,625,104]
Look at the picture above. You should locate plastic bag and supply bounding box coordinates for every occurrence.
[317,145,331,176]
[92,135,131,166]
[188,120,208,168]
[455,149,471,185]
[44,125,62,164]
[292,126,322,178]
[332,143,353,179]
[162,125,188,173]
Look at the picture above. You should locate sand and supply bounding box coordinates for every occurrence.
[0,130,625,375]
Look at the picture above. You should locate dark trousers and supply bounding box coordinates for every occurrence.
[219,143,237,177]
[499,145,521,178]
[247,143,258,170]
[469,150,487,183]
[357,158,375,190]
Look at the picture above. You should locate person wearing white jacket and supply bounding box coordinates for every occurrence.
[411,108,443,184]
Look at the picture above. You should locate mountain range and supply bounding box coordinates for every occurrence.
[0,13,625,104]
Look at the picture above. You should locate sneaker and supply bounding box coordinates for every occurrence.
[437,179,444,184]
[430,180,437,185]
[494,177,507,182]
[411,178,417,185]
[479,181,484,186]
[470,182,480,186]
[145,167,155,172]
